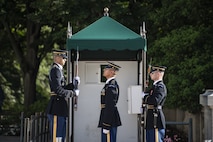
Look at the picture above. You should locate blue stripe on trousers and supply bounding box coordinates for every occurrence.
[47,114,66,142]
[101,127,117,142]
[146,128,165,142]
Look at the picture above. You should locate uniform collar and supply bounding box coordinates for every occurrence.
[106,76,116,84]
[54,62,63,70]
[153,80,162,85]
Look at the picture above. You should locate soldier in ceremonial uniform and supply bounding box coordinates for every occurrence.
[46,49,78,142]
[143,65,167,142]
[98,62,122,142]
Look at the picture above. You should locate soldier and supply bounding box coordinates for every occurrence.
[46,49,79,142]
[143,65,167,142]
[98,62,122,142]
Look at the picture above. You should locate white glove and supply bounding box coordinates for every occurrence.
[103,129,109,134]
[141,91,145,98]
[75,89,80,96]
[74,76,80,85]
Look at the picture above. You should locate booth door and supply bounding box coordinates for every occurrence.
[74,61,140,142]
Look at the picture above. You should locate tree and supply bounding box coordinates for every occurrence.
[0,0,70,108]
[0,0,212,114]
[147,0,213,113]
[0,0,133,109]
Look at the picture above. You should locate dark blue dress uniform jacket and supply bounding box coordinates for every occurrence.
[98,79,122,129]
[46,63,74,117]
[144,80,167,130]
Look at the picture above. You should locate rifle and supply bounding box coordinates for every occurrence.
[145,58,152,91]
[141,58,152,142]
[73,47,80,111]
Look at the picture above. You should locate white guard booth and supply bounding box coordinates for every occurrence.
[66,9,147,142]
[75,61,141,142]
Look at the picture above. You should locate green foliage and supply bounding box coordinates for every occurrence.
[26,99,49,116]
[36,52,52,96]
[146,0,213,113]
[149,25,212,113]
[0,31,23,107]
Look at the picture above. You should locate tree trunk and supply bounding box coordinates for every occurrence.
[22,46,40,108]
[23,12,41,108]
[24,71,37,107]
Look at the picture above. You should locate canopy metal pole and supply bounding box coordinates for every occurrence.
[142,49,147,142]
[137,59,142,142]
[140,21,147,142]
[71,51,75,142]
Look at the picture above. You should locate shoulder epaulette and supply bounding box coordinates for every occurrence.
[52,64,59,68]
[110,79,116,85]
[108,79,116,86]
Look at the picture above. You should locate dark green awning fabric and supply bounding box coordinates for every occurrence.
[67,16,146,51]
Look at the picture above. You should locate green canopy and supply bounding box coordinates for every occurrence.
[67,16,146,51]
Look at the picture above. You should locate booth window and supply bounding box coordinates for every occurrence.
[100,65,107,83]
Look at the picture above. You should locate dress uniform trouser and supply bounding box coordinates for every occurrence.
[47,114,66,142]
[146,128,165,142]
[101,127,117,142]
